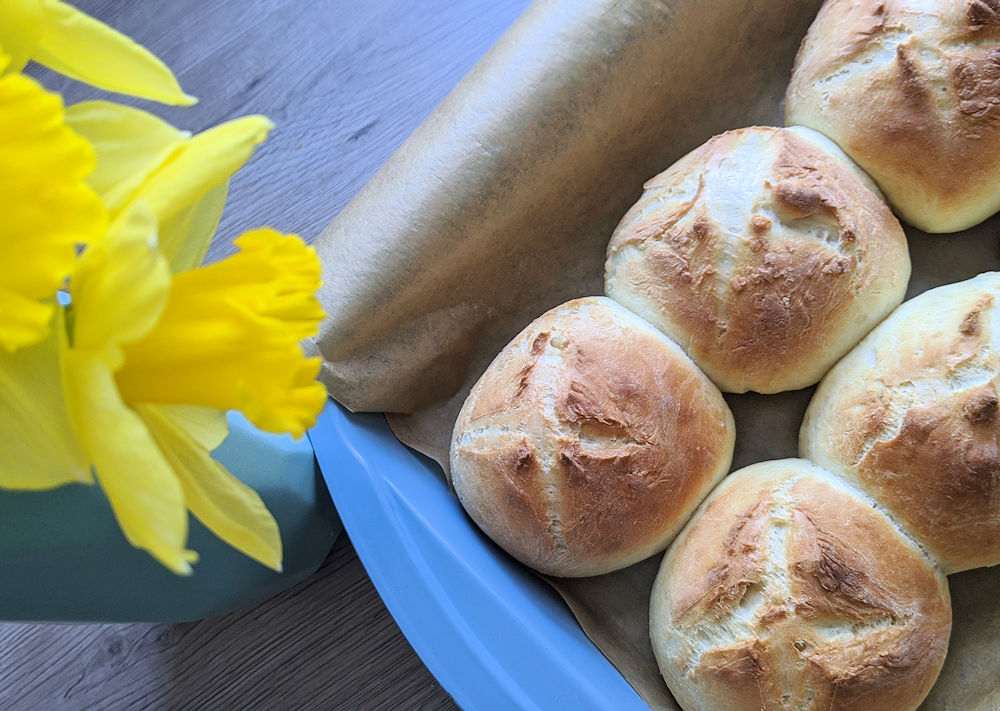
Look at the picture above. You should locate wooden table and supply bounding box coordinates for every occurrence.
[0,0,530,707]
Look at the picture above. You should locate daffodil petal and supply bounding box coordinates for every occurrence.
[0,290,53,352]
[71,204,169,358]
[115,230,327,437]
[0,71,104,343]
[65,101,187,216]
[139,404,282,571]
[67,104,237,270]
[0,307,90,489]
[32,0,195,105]
[63,349,194,574]
[152,404,229,452]
[158,182,229,272]
[0,0,44,74]
[122,116,272,225]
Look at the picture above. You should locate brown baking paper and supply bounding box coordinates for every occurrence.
[312,0,1000,708]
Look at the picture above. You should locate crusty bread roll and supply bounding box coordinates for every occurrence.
[785,0,1000,233]
[604,126,910,394]
[450,296,735,577]
[650,459,952,711]
[801,272,1000,573]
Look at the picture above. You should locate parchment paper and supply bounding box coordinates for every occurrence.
[312,0,1000,708]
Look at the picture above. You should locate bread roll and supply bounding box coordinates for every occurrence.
[450,297,735,577]
[604,126,909,394]
[650,459,952,711]
[785,0,1000,233]
[801,272,1000,572]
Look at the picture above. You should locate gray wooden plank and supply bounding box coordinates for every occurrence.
[34,0,531,261]
[1,0,532,708]
[0,537,455,710]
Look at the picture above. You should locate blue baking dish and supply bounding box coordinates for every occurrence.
[310,401,648,710]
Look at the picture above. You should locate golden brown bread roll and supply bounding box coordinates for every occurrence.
[785,0,1000,233]
[650,459,952,711]
[604,126,910,394]
[801,272,1000,573]
[450,296,735,577]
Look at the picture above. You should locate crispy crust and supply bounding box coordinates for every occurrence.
[785,0,1000,233]
[450,297,735,577]
[650,460,952,711]
[801,272,1000,572]
[604,126,909,394]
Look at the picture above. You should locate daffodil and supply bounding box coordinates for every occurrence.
[66,101,272,271]
[63,208,326,574]
[0,0,327,581]
[0,53,104,351]
[0,0,194,105]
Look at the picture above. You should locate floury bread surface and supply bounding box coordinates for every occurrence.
[449,297,735,577]
[801,272,1000,572]
[650,459,952,711]
[604,126,909,394]
[785,0,1000,233]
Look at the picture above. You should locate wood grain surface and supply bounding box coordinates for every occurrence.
[0,0,530,708]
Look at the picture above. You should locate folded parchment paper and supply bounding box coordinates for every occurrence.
[313,0,1000,708]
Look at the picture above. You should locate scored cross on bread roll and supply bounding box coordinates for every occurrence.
[785,0,1000,233]
[801,272,1000,573]
[604,126,909,394]
[450,297,735,577]
[650,459,952,711]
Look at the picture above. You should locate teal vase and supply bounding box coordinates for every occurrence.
[0,412,341,622]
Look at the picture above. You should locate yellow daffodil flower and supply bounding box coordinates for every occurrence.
[63,208,326,574]
[0,0,195,105]
[66,101,272,271]
[0,54,104,351]
[0,0,325,581]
